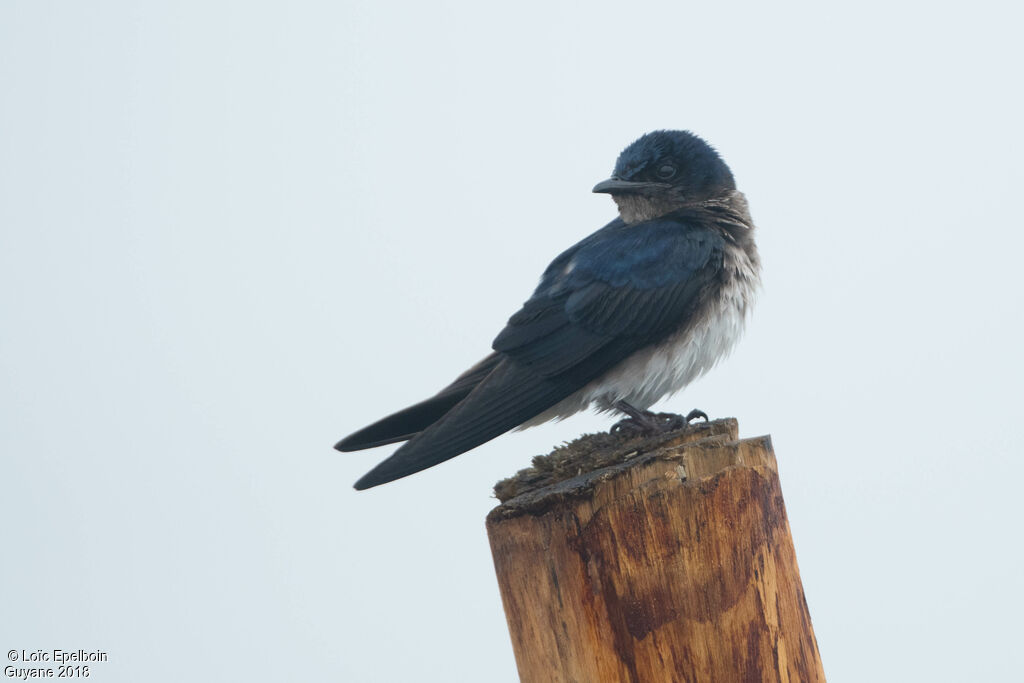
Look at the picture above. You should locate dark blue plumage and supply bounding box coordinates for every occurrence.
[492,218,723,382]
[337,131,760,490]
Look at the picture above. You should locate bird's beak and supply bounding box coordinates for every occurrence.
[592,178,671,195]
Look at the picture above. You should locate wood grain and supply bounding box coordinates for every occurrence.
[486,421,824,682]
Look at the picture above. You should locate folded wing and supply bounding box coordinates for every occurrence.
[348,218,726,489]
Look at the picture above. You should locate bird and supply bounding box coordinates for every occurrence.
[337,130,760,490]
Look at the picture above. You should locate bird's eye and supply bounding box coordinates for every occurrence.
[656,164,676,179]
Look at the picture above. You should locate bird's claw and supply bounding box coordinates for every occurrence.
[610,402,709,438]
[684,408,709,423]
[610,412,681,437]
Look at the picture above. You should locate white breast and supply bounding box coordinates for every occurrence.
[519,243,760,428]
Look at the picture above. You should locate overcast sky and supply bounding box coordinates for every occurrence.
[2,1,1022,681]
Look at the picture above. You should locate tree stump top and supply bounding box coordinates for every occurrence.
[491,417,765,520]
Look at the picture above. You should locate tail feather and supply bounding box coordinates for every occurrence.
[352,361,574,489]
[334,393,464,451]
[334,352,501,451]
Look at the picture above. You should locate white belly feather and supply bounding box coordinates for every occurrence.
[519,244,759,428]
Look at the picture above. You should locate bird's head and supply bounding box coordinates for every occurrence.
[593,130,736,224]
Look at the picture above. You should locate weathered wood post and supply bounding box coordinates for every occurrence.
[486,418,824,682]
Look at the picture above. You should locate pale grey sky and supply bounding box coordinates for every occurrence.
[2,1,1022,681]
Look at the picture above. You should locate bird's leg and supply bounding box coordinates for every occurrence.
[610,401,708,437]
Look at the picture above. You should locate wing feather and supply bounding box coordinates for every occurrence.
[348,217,727,488]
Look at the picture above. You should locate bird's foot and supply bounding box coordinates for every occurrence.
[610,402,708,438]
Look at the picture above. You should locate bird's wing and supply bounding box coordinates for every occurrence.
[352,219,725,489]
[335,352,502,451]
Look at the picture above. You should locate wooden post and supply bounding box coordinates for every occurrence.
[486,419,825,683]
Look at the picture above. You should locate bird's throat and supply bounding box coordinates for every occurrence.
[613,194,684,224]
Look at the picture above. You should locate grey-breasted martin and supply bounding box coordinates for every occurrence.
[337,130,760,490]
